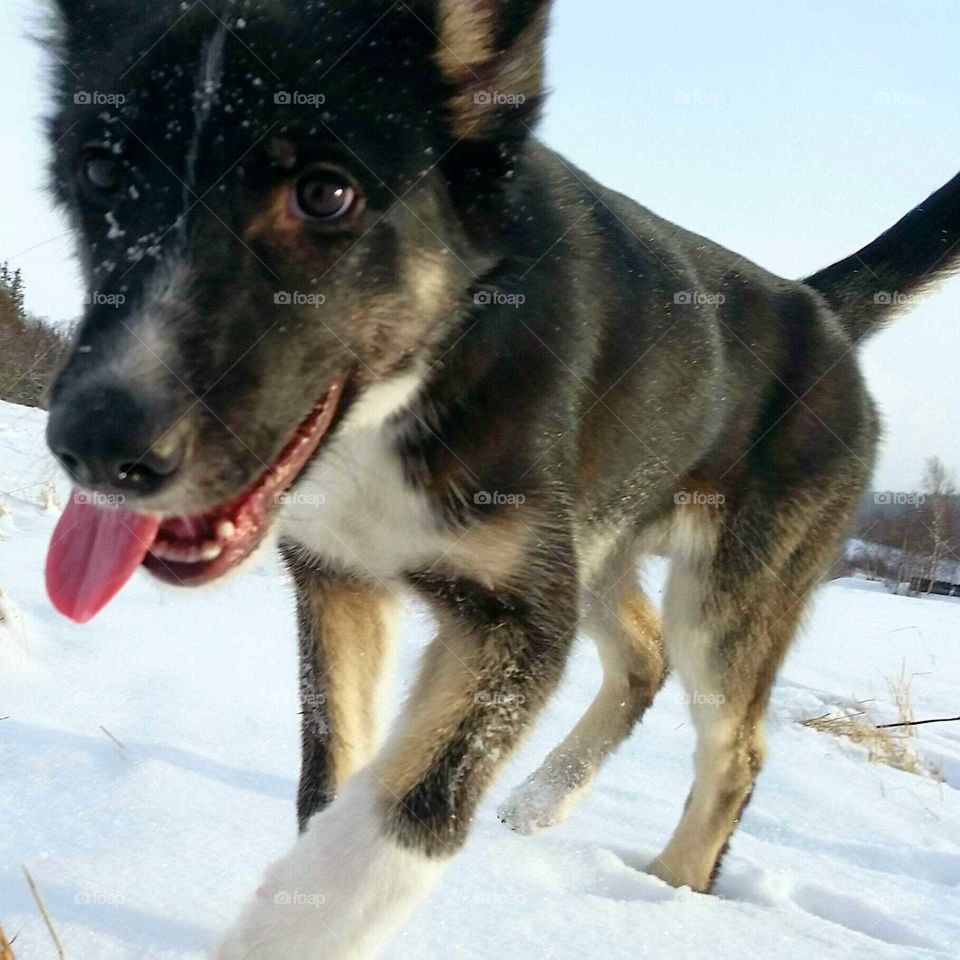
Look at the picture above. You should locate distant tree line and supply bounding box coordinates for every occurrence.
[0,262,70,408]
[838,457,960,595]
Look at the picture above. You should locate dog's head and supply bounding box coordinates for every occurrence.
[44,0,552,595]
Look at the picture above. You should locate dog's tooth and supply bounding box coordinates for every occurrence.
[200,542,224,561]
[216,520,236,540]
[150,540,223,564]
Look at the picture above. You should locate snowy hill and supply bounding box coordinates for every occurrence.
[1,398,959,959]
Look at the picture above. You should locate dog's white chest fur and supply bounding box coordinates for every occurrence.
[279,375,440,579]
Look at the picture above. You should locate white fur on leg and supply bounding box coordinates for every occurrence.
[214,773,444,960]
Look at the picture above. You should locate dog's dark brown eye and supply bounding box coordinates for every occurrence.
[81,150,124,193]
[292,167,359,222]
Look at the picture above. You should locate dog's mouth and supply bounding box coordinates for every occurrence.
[46,381,344,623]
[144,381,344,586]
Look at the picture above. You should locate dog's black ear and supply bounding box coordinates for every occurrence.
[432,0,552,142]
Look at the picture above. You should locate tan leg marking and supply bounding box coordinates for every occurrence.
[296,574,397,825]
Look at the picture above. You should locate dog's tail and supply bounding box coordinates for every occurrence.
[805,170,960,343]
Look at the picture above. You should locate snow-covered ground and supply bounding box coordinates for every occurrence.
[2,398,959,959]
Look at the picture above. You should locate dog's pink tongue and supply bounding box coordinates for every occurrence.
[46,492,161,623]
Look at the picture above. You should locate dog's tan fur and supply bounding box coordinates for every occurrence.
[290,563,397,819]
[434,511,538,589]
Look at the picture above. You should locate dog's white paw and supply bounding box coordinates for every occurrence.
[213,774,443,960]
[498,772,590,835]
[213,878,329,960]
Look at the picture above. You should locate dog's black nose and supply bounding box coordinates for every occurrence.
[47,385,186,497]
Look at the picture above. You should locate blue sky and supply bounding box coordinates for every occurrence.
[1,0,957,490]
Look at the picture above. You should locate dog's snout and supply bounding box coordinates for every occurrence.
[47,384,187,498]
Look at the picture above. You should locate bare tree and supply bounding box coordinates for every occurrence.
[920,457,957,593]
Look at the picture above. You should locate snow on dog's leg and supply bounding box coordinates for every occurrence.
[500,545,664,834]
[216,555,577,959]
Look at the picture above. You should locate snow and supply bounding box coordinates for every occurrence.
[1,397,959,959]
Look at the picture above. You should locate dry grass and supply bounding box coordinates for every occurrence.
[0,923,17,960]
[21,867,65,959]
[800,668,942,779]
[2,869,66,960]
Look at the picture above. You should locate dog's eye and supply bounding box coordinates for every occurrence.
[81,149,124,193]
[291,166,359,222]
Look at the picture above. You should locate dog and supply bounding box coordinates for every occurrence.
[42,1,959,956]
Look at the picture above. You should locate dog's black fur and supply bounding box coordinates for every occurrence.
[43,1,960,954]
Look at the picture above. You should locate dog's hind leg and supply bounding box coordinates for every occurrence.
[499,544,665,834]
[284,547,397,830]
[649,480,869,891]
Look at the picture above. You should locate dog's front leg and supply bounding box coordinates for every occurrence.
[285,551,398,830]
[214,549,577,960]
